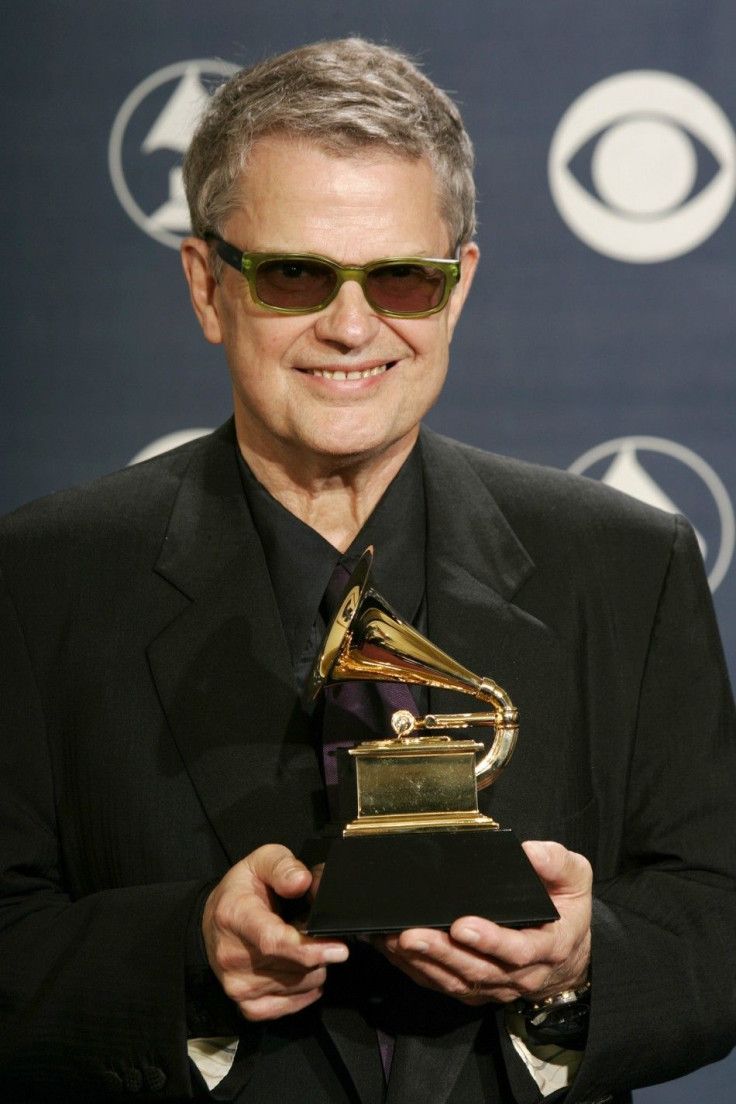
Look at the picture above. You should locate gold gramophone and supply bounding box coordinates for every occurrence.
[306,548,558,937]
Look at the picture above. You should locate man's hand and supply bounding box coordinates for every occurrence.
[202,845,349,1022]
[374,840,592,1006]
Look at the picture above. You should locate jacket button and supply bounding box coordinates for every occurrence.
[122,1067,143,1092]
[142,1066,167,1092]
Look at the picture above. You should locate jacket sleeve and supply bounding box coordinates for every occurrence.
[0,571,212,1101]
[566,516,736,1102]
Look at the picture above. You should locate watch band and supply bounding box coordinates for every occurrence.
[522,981,591,1050]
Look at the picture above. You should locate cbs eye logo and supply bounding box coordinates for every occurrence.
[548,71,736,263]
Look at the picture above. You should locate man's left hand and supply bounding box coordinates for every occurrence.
[374,840,592,1006]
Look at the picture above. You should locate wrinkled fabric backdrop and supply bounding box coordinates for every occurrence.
[2,3,734,1100]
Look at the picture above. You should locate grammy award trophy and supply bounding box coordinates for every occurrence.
[306,547,558,937]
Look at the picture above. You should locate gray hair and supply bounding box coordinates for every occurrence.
[183,38,476,259]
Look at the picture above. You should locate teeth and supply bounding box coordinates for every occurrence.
[306,364,389,380]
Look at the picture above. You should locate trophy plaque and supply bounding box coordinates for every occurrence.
[306,548,558,937]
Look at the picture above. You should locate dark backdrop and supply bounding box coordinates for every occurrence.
[3,4,734,1099]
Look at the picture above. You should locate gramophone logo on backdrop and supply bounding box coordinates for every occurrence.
[549,71,736,262]
[569,437,734,591]
[109,60,237,249]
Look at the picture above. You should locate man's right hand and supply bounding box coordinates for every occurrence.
[202,844,349,1022]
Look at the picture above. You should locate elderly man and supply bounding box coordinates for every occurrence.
[0,38,734,1104]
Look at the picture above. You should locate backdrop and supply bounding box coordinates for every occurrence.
[3,3,734,1099]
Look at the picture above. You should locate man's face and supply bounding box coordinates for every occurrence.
[183,138,478,475]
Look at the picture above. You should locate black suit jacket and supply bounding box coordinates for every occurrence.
[0,421,734,1103]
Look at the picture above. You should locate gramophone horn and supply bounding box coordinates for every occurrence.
[308,547,519,790]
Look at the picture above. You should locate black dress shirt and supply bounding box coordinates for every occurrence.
[236,443,428,700]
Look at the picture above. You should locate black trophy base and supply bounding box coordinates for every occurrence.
[306,828,559,937]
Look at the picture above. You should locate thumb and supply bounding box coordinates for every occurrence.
[522,840,592,896]
[247,844,312,899]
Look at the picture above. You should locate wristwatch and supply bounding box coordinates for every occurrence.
[522,980,591,1050]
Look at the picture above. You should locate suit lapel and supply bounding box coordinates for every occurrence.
[146,426,379,1099]
[420,428,576,839]
[146,424,326,866]
[382,431,573,1102]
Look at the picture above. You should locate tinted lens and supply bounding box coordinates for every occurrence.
[366,263,446,313]
[255,258,337,309]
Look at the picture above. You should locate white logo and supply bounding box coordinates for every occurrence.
[569,436,734,591]
[549,71,736,263]
[109,60,237,249]
[129,428,213,465]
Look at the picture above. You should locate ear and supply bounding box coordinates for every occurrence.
[180,237,224,345]
[446,241,480,342]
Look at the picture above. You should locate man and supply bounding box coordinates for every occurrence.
[0,37,734,1104]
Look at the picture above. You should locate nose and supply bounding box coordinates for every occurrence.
[312,279,381,350]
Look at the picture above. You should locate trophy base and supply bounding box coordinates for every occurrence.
[306,828,559,937]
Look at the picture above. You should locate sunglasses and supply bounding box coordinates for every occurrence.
[206,234,461,318]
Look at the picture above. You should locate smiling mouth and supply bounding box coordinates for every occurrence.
[299,362,395,380]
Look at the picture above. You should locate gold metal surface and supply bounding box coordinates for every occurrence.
[308,547,519,836]
[343,810,499,835]
[356,748,478,815]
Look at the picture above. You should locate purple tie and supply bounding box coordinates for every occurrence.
[320,564,419,817]
[319,563,417,1082]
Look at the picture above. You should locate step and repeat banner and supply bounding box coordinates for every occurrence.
[3,4,734,1100]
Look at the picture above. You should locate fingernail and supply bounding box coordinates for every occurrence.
[322,946,349,963]
[455,926,480,945]
[409,940,429,953]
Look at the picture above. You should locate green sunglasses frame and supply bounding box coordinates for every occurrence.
[206,234,461,318]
